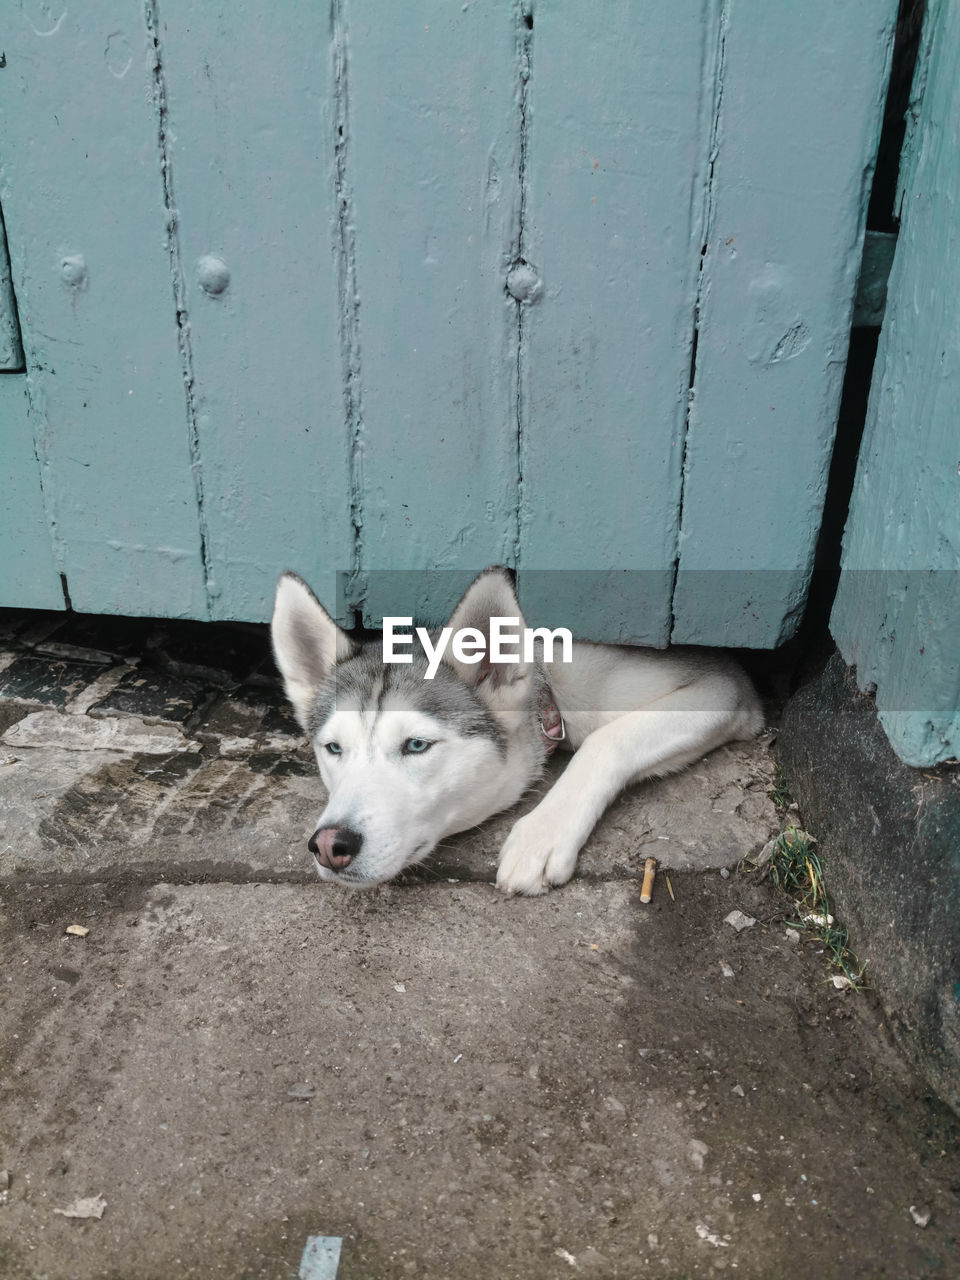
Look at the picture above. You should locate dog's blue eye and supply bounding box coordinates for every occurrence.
[324,742,342,756]
[402,737,432,755]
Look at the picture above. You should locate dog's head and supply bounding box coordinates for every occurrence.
[270,567,547,887]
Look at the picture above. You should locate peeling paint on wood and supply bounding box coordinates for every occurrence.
[155,0,352,624]
[0,378,63,609]
[670,0,898,648]
[515,0,719,643]
[0,0,910,655]
[0,0,208,618]
[347,0,521,626]
[832,0,960,767]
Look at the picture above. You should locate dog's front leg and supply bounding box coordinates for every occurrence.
[495,731,633,896]
[496,700,736,895]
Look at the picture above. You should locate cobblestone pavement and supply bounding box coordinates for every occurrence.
[0,608,784,887]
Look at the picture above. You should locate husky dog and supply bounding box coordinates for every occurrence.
[271,567,763,895]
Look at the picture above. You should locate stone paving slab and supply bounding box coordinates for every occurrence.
[1,879,956,1280]
[4,710,201,755]
[433,740,781,883]
[0,605,781,886]
[88,666,207,725]
[0,733,313,883]
[0,656,112,709]
[0,608,781,883]
[195,682,301,742]
[0,699,779,884]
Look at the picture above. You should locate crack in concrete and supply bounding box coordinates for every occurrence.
[8,863,643,890]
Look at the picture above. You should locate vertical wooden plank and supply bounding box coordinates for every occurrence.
[0,1,208,618]
[517,0,715,644]
[670,0,897,648]
[153,2,352,623]
[0,378,63,609]
[347,1,520,626]
[832,0,960,767]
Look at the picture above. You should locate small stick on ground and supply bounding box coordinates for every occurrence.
[665,874,675,902]
[640,857,657,903]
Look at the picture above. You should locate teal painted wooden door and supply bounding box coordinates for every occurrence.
[1,1,897,644]
[832,0,960,767]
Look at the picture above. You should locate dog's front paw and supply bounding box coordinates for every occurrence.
[496,809,581,896]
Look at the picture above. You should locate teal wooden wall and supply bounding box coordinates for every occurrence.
[1,1,897,646]
[832,0,960,768]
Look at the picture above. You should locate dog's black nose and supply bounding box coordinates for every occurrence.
[308,825,363,871]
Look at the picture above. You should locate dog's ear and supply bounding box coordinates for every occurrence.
[271,572,354,730]
[442,566,531,692]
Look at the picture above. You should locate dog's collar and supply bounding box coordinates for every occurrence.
[538,685,566,754]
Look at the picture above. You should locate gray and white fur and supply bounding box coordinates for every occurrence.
[271,567,763,894]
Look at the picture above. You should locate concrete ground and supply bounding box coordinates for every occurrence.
[1,611,958,1278]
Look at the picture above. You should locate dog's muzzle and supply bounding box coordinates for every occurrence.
[308,825,363,872]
